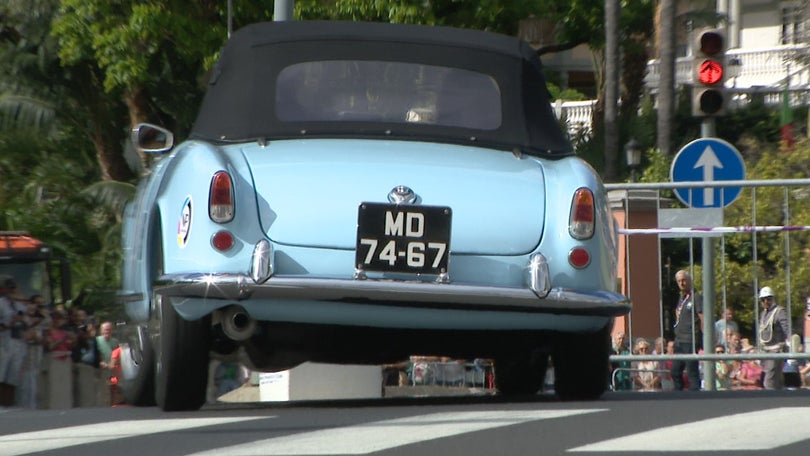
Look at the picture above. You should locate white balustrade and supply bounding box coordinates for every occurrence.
[553,45,809,137]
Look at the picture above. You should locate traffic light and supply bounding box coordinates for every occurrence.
[692,28,726,117]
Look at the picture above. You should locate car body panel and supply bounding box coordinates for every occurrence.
[242,139,546,254]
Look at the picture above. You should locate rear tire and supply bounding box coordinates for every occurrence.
[552,323,611,401]
[154,294,211,411]
[494,350,547,395]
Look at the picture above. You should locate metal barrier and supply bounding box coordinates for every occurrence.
[610,352,810,392]
[606,178,810,391]
[409,360,494,389]
[610,367,673,392]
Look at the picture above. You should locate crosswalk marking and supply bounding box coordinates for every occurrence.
[190,409,606,455]
[6,406,806,455]
[0,417,269,456]
[569,407,810,452]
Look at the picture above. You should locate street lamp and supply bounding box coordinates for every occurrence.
[625,138,642,182]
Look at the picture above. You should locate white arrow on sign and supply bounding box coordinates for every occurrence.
[693,145,723,206]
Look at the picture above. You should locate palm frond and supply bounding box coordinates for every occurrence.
[0,94,55,132]
[80,180,137,216]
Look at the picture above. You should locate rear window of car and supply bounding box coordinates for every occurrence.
[275,60,502,130]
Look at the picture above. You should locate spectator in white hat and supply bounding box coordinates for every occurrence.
[758,286,790,389]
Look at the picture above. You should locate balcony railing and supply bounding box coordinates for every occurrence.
[645,44,810,91]
[553,45,810,138]
[552,99,597,137]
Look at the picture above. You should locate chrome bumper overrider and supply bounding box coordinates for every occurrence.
[153,273,631,317]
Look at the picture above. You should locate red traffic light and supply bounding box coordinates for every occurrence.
[692,28,727,117]
[697,60,724,85]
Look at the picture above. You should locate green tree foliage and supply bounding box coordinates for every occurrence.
[546,82,588,101]
[50,0,273,136]
[295,0,542,33]
[0,127,113,291]
[0,0,60,135]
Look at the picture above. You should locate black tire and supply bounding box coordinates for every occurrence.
[154,294,211,411]
[120,325,156,406]
[494,350,548,396]
[552,322,611,401]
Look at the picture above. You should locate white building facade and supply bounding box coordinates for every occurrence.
[550,1,810,135]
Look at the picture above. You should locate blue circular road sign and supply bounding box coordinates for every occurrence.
[670,138,745,208]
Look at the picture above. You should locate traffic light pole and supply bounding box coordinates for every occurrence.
[691,26,725,391]
[701,116,717,391]
[701,118,716,138]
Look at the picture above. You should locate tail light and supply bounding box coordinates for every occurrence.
[209,171,234,223]
[569,187,595,240]
[211,230,235,251]
[569,247,591,268]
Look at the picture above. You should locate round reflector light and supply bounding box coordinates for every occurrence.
[569,247,591,269]
[212,230,235,251]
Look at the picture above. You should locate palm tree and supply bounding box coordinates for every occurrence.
[655,0,676,156]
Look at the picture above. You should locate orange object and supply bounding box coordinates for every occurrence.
[109,346,124,405]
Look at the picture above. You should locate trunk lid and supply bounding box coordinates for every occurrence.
[241,139,546,255]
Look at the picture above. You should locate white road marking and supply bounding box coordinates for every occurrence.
[569,407,810,452]
[0,416,269,456]
[190,409,605,455]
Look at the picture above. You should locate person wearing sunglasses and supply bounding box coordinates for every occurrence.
[757,286,790,389]
[714,345,732,390]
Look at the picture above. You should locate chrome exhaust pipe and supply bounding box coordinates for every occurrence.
[220,305,257,341]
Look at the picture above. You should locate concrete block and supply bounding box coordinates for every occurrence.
[259,363,382,401]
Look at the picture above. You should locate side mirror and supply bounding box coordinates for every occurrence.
[131,123,174,153]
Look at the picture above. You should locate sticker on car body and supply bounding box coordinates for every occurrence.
[177,196,192,248]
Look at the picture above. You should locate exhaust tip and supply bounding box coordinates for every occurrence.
[220,305,256,342]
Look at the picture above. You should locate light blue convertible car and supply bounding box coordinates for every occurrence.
[119,20,630,410]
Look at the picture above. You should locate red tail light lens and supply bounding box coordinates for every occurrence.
[569,188,595,239]
[209,171,234,223]
[569,247,591,268]
[212,230,235,251]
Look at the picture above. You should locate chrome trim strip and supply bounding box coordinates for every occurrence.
[153,274,631,317]
[117,292,145,303]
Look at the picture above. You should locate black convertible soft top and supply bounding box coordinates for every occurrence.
[190,21,572,156]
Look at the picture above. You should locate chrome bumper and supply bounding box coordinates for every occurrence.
[153,273,631,317]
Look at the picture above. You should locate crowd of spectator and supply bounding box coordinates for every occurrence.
[1,276,121,409]
[608,274,810,393]
[609,327,810,392]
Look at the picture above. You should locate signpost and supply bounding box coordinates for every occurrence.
[670,136,744,392]
[670,138,745,208]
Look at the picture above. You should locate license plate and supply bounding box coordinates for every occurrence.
[356,203,452,274]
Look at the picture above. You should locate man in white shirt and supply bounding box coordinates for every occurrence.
[714,307,739,346]
[0,277,29,406]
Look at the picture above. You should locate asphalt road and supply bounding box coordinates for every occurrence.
[2,389,809,455]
